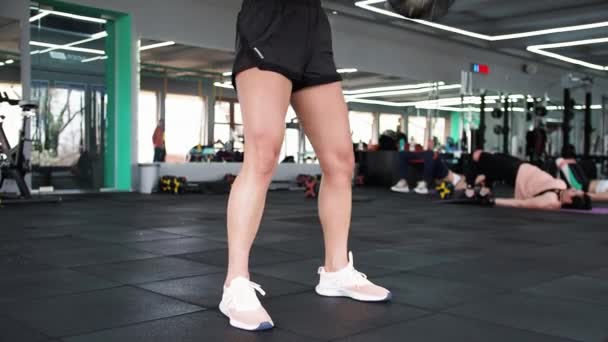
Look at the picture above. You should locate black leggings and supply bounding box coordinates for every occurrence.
[398,151,449,184]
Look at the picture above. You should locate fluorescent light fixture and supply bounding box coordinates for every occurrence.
[337,68,358,74]
[5,59,14,64]
[344,81,445,95]
[214,81,234,89]
[32,31,107,56]
[527,38,608,71]
[0,62,4,67]
[348,84,461,99]
[29,11,50,22]
[355,0,608,41]
[222,71,233,77]
[30,8,106,24]
[81,55,108,63]
[140,41,176,51]
[345,98,407,107]
[30,41,105,55]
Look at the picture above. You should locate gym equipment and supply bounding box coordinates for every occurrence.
[435,181,454,200]
[438,185,494,206]
[386,0,455,21]
[493,125,506,135]
[305,175,321,199]
[491,108,502,119]
[0,92,61,205]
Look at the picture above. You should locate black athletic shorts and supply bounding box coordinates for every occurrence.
[232,0,342,92]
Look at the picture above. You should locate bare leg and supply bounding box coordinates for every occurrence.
[291,82,354,272]
[225,69,292,285]
[495,192,561,210]
[589,180,598,193]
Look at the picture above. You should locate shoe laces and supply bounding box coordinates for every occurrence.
[227,278,266,311]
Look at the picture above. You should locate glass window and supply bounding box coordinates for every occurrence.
[234,103,243,125]
[408,116,427,145]
[379,114,401,135]
[137,91,158,163]
[48,85,85,167]
[349,111,374,144]
[430,117,446,144]
[214,101,231,124]
[0,83,23,148]
[165,93,205,162]
[281,106,300,161]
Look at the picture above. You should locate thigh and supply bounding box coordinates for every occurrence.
[236,68,292,148]
[290,82,351,162]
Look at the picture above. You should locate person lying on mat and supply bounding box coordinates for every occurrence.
[556,158,608,202]
[465,151,591,210]
[391,150,465,194]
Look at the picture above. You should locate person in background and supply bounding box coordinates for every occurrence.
[391,150,464,194]
[465,151,590,210]
[153,119,166,162]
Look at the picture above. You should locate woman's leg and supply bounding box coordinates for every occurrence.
[291,82,353,272]
[225,68,292,285]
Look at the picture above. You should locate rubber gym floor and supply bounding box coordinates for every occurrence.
[1,188,607,342]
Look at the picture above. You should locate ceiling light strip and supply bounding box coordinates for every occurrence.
[29,11,50,22]
[30,41,105,55]
[343,82,445,96]
[355,0,608,41]
[140,41,176,51]
[36,31,108,55]
[31,8,106,24]
[527,47,606,71]
[348,84,461,99]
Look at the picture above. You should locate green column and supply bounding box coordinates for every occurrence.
[105,15,133,190]
[450,111,461,141]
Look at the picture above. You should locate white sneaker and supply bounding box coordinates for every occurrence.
[315,252,392,302]
[414,181,429,195]
[391,179,410,193]
[219,277,274,331]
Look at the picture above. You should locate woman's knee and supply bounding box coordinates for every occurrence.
[245,136,282,178]
[321,146,355,178]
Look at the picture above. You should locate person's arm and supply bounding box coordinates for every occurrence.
[495,192,561,210]
[588,192,608,202]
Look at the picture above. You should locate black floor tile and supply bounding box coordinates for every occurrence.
[0,268,117,300]
[138,272,309,308]
[522,275,608,306]
[586,267,608,280]
[0,236,108,255]
[124,237,225,256]
[2,286,203,338]
[62,311,315,342]
[204,231,307,245]
[0,254,54,276]
[2,190,607,342]
[153,225,220,237]
[335,314,576,342]
[252,258,398,286]
[356,248,467,271]
[447,292,608,342]
[370,272,504,310]
[76,229,185,243]
[73,257,223,284]
[410,257,566,289]
[264,292,428,340]
[177,246,308,267]
[261,237,388,258]
[0,314,49,342]
[22,245,158,268]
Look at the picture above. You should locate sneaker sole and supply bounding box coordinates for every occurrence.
[315,285,392,302]
[219,301,274,331]
[391,187,410,193]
